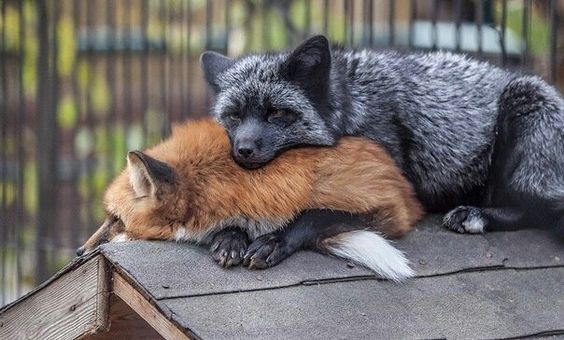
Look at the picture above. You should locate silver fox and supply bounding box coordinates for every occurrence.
[200,35,564,268]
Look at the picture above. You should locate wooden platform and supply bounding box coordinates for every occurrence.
[1,216,563,339]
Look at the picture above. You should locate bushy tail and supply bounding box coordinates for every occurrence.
[322,230,414,282]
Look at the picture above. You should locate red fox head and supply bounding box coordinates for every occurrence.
[76,119,304,256]
[76,150,193,255]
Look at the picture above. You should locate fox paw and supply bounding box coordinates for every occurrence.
[210,228,249,268]
[443,206,487,234]
[243,233,290,269]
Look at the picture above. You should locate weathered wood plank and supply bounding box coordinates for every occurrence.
[85,294,163,340]
[112,271,189,340]
[0,256,110,339]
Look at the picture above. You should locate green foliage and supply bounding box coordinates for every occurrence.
[1,5,21,52]
[76,60,90,94]
[0,181,16,206]
[23,1,38,99]
[500,3,550,55]
[24,161,37,215]
[57,95,78,129]
[57,16,76,77]
[91,73,111,115]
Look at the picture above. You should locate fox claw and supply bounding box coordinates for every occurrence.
[210,228,249,268]
[244,233,290,269]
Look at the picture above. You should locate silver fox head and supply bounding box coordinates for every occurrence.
[200,35,337,169]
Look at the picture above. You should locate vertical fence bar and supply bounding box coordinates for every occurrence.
[305,0,311,37]
[500,0,507,66]
[521,0,530,66]
[124,0,133,143]
[477,0,484,56]
[160,1,168,137]
[362,0,369,46]
[16,0,26,298]
[388,0,395,46]
[141,0,149,141]
[179,0,187,119]
[85,0,96,231]
[205,0,212,50]
[186,0,192,116]
[52,0,61,263]
[36,0,58,282]
[105,0,116,178]
[179,0,186,119]
[408,0,416,48]
[167,0,175,121]
[261,0,269,49]
[344,0,350,45]
[69,0,81,249]
[454,0,462,52]
[431,0,438,50]
[0,0,7,306]
[349,0,354,45]
[368,0,374,46]
[549,0,558,83]
[224,0,230,53]
[323,0,329,36]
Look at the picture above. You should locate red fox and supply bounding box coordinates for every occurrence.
[78,119,424,281]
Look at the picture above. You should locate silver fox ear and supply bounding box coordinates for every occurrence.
[126,151,176,198]
[283,35,331,82]
[200,51,235,92]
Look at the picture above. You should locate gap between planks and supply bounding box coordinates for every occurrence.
[112,270,192,340]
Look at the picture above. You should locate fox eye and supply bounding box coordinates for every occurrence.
[268,109,297,126]
[269,109,286,119]
[228,112,241,121]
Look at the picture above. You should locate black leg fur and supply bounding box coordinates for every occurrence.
[443,206,527,233]
[243,209,373,269]
[445,76,564,234]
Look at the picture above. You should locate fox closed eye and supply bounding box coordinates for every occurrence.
[228,112,241,121]
[267,109,298,126]
[268,109,286,119]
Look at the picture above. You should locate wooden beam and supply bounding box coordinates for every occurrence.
[0,256,110,339]
[86,294,163,340]
[112,271,189,340]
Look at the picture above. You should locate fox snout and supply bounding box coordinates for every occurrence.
[77,216,122,256]
[232,144,274,169]
[232,129,276,169]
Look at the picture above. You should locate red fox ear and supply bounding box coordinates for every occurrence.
[126,151,176,198]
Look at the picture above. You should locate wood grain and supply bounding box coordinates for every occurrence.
[86,294,163,340]
[0,256,110,339]
[112,271,189,340]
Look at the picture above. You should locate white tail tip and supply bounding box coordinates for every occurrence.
[325,230,414,282]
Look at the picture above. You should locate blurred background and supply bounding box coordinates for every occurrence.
[0,0,563,306]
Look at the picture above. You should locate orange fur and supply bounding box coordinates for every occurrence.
[81,118,424,251]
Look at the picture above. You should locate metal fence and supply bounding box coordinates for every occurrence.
[0,0,562,306]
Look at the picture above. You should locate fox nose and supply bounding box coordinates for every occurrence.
[76,246,85,256]
[238,147,254,158]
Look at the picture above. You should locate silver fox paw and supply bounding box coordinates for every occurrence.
[243,233,290,269]
[443,206,487,234]
[210,228,249,268]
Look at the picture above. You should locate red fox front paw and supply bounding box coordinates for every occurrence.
[210,228,249,268]
[243,233,291,269]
